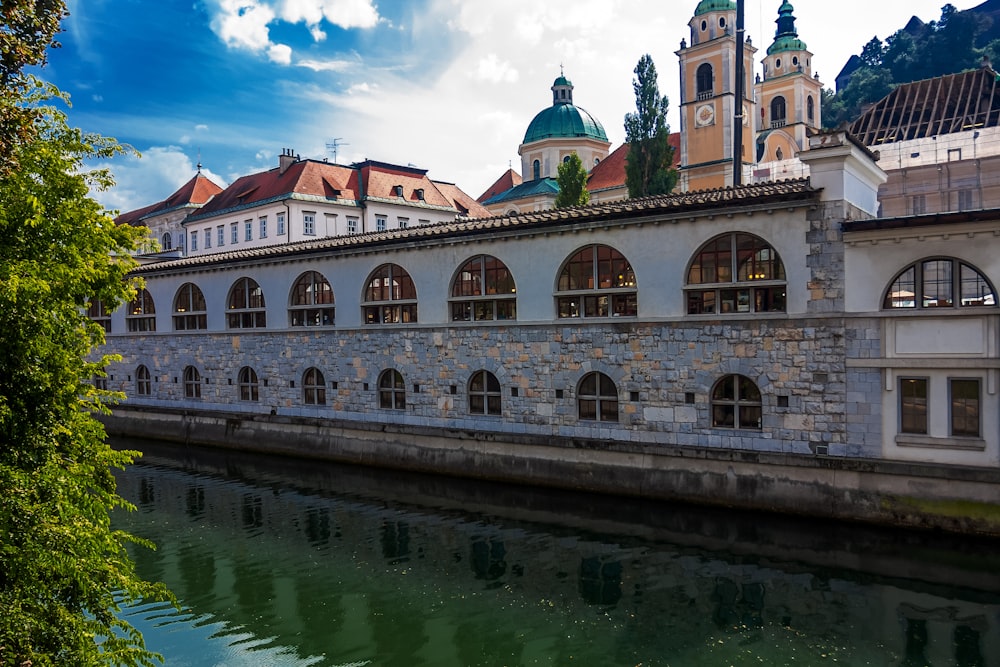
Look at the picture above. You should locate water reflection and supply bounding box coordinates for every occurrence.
[114,439,1000,667]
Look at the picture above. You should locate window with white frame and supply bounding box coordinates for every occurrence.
[303,212,316,236]
[231,222,238,244]
[259,216,268,239]
[347,217,359,234]
[277,212,286,235]
[883,258,997,309]
[217,225,225,246]
[190,232,198,251]
[204,228,211,249]
[245,220,253,241]
[398,217,408,229]
[376,216,387,232]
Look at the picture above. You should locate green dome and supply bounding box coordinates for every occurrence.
[694,0,736,15]
[767,0,807,54]
[523,104,608,144]
[767,36,808,55]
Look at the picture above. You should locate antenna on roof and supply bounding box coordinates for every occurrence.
[326,138,349,163]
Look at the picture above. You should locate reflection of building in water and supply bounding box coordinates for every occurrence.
[117,462,1000,666]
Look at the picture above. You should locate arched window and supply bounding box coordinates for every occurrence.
[378,369,406,410]
[883,259,997,309]
[686,233,786,314]
[556,245,637,318]
[227,277,266,328]
[469,370,501,416]
[136,365,151,396]
[86,299,111,333]
[696,63,713,99]
[712,375,762,430]
[183,366,201,399]
[161,232,172,251]
[807,95,815,124]
[238,367,259,402]
[173,283,207,330]
[451,255,517,321]
[578,372,618,422]
[127,288,156,332]
[289,271,335,326]
[363,264,417,324]
[303,367,326,405]
[563,155,571,164]
[770,96,786,126]
[532,159,541,181]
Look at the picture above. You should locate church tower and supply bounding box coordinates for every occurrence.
[753,1,823,164]
[677,0,757,191]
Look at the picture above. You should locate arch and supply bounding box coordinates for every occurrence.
[711,375,762,429]
[290,271,335,327]
[532,159,541,181]
[173,283,207,330]
[227,277,267,329]
[770,96,787,126]
[686,233,786,314]
[161,232,172,251]
[696,63,714,98]
[238,366,259,402]
[556,244,637,318]
[378,369,406,410]
[136,364,151,396]
[807,95,815,124]
[86,299,111,333]
[450,255,517,321]
[577,372,618,422]
[183,366,201,399]
[468,370,501,416]
[883,258,997,310]
[363,263,417,324]
[127,288,156,332]
[303,367,326,405]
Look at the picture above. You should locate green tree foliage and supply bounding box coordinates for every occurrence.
[554,152,590,208]
[624,54,678,198]
[0,73,172,667]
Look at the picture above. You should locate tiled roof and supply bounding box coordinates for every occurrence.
[434,181,492,218]
[360,162,453,208]
[481,178,560,206]
[114,174,223,226]
[477,169,523,203]
[135,177,817,275]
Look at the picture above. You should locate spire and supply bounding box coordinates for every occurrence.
[775,1,797,40]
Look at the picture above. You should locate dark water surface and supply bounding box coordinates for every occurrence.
[112,439,1000,666]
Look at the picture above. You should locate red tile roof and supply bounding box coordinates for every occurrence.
[477,169,523,203]
[435,182,492,218]
[587,135,681,194]
[115,174,223,226]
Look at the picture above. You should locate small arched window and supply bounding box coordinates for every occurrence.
[578,372,618,422]
[807,95,815,124]
[363,264,417,324]
[238,367,259,402]
[183,366,201,399]
[161,232,172,251]
[227,277,266,329]
[686,233,786,314]
[532,159,541,181]
[86,299,111,333]
[136,365,151,396]
[289,271,335,327]
[883,259,997,309]
[556,244,637,318]
[469,370,501,416]
[451,255,517,321]
[696,63,713,98]
[378,369,406,410]
[712,375,762,430]
[127,288,156,332]
[303,367,326,405]
[173,283,207,330]
[770,96,786,126]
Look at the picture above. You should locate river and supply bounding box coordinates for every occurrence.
[112,439,1000,666]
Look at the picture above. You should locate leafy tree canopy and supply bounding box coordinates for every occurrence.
[554,152,590,208]
[624,54,678,198]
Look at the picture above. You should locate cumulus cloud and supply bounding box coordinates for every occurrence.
[211,0,276,51]
[278,0,379,31]
[268,43,293,64]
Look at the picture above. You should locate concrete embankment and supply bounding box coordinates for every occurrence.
[102,406,1000,537]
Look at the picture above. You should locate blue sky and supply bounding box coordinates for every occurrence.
[41,0,980,213]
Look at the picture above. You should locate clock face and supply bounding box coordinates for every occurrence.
[695,103,715,127]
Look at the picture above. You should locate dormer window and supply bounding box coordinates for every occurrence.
[416,188,425,201]
[394,185,403,197]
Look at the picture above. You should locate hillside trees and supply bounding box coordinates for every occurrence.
[0,3,172,665]
[624,54,677,198]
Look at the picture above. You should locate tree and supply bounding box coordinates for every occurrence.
[624,54,677,198]
[554,152,590,208]
[859,37,885,67]
[0,38,172,667]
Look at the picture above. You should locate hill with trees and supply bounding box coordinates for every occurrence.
[824,2,1000,127]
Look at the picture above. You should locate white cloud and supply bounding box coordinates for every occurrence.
[210,0,276,51]
[475,54,518,84]
[297,57,353,72]
[195,124,210,132]
[278,0,379,30]
[98,146,228,214]
[268,43,293,64]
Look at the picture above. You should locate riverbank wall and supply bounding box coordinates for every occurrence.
[103,406,1000,537]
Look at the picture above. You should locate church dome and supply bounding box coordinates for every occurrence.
[522,74,608,144]
[694,0,736,15]
[767,1,808,55]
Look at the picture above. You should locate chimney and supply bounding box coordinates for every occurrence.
[279,147,298,175]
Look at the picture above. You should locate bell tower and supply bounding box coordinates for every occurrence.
[677,0,757,191]
[754,1,823,164]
